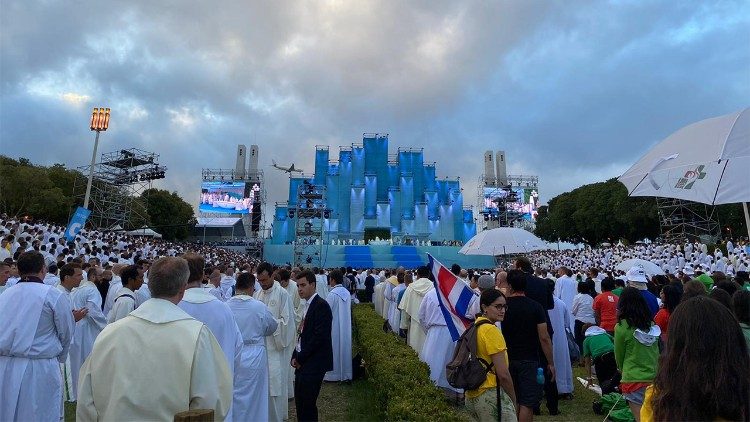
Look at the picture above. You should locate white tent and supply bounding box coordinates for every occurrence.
[459,227,548,256]
[126,226,163,238]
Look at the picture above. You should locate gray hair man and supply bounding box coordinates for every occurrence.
[77,256,232,421]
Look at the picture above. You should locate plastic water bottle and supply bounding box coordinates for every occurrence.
[536,367,545,385]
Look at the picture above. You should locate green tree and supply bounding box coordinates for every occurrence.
[141,188,195,240]
[535,178,660,245]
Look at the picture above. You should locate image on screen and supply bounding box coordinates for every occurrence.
[483,187,539,221]
[200,181,253,214]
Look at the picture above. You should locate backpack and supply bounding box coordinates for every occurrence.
[446,319,494,390]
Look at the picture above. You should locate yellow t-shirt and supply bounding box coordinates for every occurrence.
[465,316,508,399]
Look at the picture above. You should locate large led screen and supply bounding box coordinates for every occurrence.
[482,187,539,221]
[200,181,254,214]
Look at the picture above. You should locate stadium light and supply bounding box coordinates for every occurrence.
[84,107,111,209]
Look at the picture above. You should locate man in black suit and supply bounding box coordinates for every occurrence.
[291,270,333,422]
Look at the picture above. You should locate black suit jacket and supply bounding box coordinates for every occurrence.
[292,294,333,374]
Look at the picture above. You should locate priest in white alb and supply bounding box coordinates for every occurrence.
[418,288,462,394]
[68,266,107,401]
[76,256,232,421]
[254,262,294,422]
[278,268,303,400]
[398,265,434,354]
[56,263,88,403]
[179,253,242,421]
[0,251,75,421]
[324,270,353,382]
[227,272,278,422]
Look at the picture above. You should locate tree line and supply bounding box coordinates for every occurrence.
[0,156,195,240]
[534,178,747,245]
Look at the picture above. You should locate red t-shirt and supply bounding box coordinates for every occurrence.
[592,292,619,332]
[654,308,671,343]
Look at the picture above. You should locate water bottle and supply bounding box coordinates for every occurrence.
[536,367,545,385]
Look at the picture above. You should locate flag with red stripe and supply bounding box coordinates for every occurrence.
[427,254,477,341]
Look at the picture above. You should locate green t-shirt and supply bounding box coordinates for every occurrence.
[611,287,623,297]
[741,323,750,352]
[582,333,614,359]
[743,282,750,292]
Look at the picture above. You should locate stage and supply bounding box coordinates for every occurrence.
[262,242,495,269]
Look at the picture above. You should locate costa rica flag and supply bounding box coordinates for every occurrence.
[427,254,477,341]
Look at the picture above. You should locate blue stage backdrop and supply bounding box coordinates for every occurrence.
[271,134,476,244]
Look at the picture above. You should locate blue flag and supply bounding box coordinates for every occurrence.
[65,206,91,242]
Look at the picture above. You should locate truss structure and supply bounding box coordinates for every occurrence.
[476,174,538,230]
[292,181,328,267]
[74,148,166,230]
[201,168,267,238]
[656,197,720,243]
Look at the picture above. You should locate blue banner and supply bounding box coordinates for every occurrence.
[65,206,91,242]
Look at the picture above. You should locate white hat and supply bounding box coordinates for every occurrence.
[626,266,647,283]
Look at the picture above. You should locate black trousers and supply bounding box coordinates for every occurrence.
[294,371,325,422]
[594,352,618,395]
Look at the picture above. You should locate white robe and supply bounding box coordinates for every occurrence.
[103,276,122,317]
[418,289,461,393]
[373,281,386,317]
[254,281,294,422]
[179,288,243,421]
[283,280,303,398]
[398,278,434,354]
[76,299,232,421]
[227,295,278,422]
[55,284,76,403]
[388,283,406,334]
[0,281,74,421]
[69,280,107,401]
[548,297,574,394]
[554,275,578,313]
[315,274,329,300]
[324,285,353,382]
[107,287,136,324]
[383,278,396,322]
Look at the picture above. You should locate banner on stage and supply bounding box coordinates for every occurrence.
[65,206,91,242]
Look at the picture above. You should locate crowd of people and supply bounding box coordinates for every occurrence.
[365,241,750,422]
[0,217,354,421]
[0,214,749,422]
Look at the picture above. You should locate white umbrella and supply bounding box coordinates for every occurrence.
[615,258,664,276]
[459,227,548,256]
[618,107,750,238]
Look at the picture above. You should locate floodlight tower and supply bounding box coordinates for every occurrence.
[84,107,111,208]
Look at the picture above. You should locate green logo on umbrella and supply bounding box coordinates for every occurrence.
[674,165,707,190]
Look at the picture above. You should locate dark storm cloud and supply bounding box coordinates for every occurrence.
[1,0,748,215]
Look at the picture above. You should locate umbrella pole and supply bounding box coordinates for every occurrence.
[743,202,750,241]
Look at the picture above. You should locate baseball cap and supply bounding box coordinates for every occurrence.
[477,274,495,290]
[626,266,647,283]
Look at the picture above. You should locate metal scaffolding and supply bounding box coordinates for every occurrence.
[476,174,538,231]
[656,197,719,243]
[74,148,166,229]
[292,181,328,267]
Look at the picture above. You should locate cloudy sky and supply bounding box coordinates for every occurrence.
[2,0,748,217]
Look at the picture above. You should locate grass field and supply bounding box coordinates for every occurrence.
[64,368,606,421]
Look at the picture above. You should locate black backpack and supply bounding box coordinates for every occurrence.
[446,319,494,390]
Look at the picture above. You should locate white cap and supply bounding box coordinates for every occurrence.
[626,266,647,283]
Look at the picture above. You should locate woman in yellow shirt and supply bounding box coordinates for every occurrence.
[466,289,517,422]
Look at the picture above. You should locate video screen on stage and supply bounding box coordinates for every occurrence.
[482,187,539,221]
[200,181,259,214]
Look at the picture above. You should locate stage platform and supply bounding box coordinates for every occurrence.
[263,242,495,269]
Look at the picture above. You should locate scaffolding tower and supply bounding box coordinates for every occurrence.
[74,148,166,229]
[656,197,720,243]
[292,181,328,267]
[476,174,538,230]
